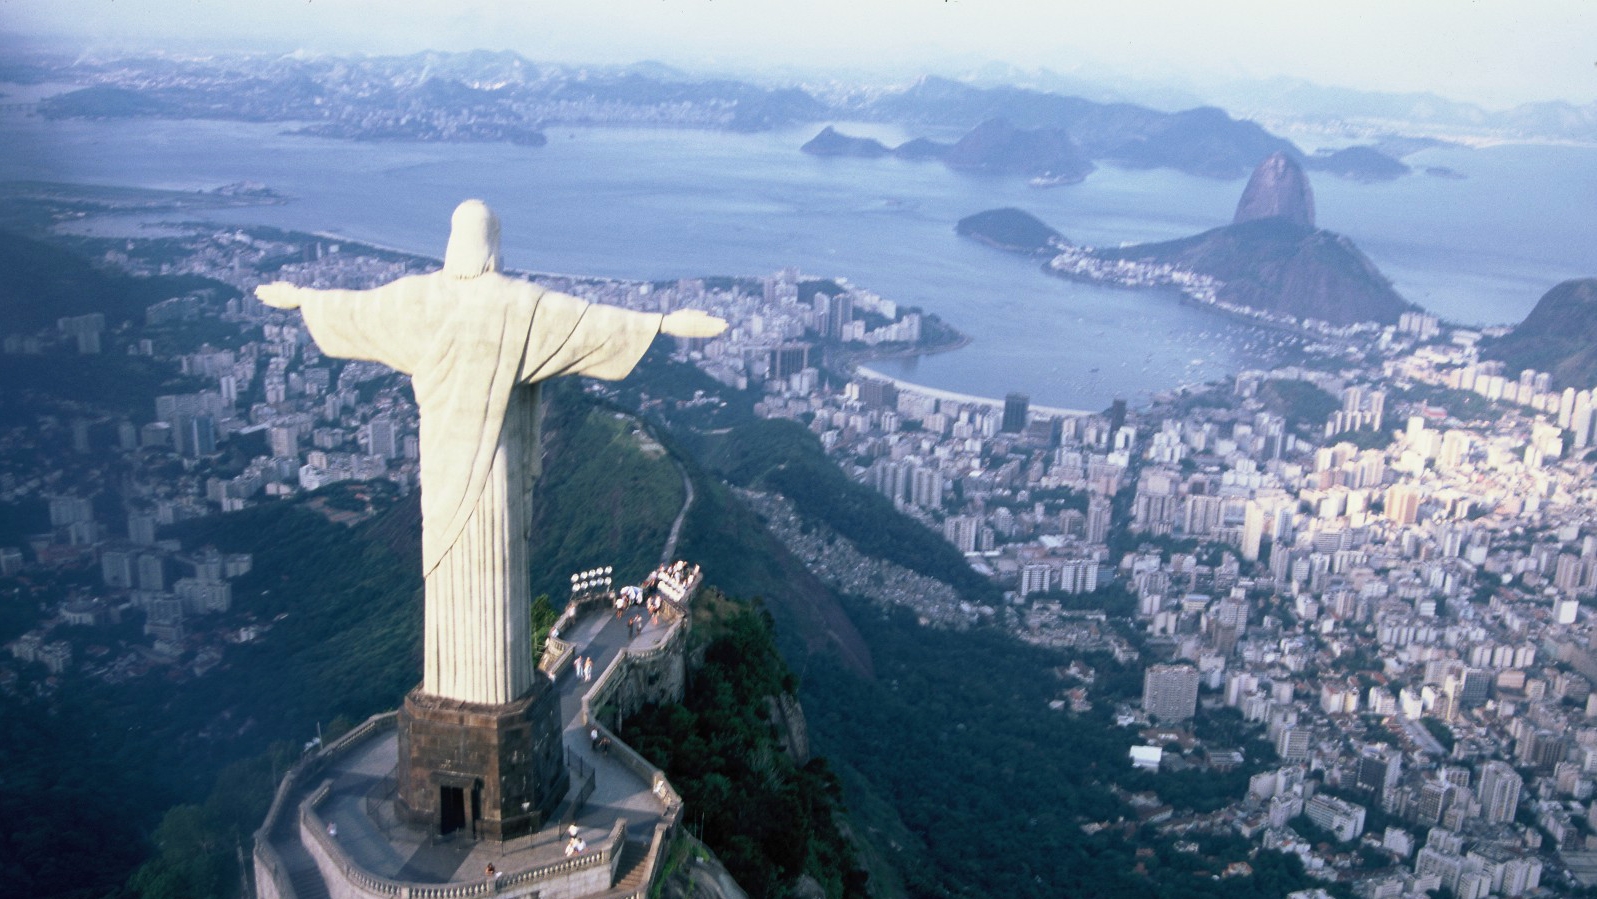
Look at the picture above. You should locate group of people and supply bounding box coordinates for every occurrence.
[588,726,612,755]
[572,654,595,682]
[649,560,700,604]
[564,824,587,857]
[616,581,669,630]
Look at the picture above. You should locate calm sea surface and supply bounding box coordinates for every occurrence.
[2,105,1593,410]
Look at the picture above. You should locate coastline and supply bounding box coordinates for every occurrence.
[853,364,1095,418]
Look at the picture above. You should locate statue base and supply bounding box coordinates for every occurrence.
[396,681,567,841]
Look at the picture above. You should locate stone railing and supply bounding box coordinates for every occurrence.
[253,797,299,899]
[539,635,575,677]
[571,718,683,899]
[621,618,686,665]
[565,602,695,898]
[325,711,398,761]
[301,775,626,899]
[253,711,400,899]
[580,648,628,726]
[580,614,688,727]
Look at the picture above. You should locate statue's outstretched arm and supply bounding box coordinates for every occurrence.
[255,282,308,309]
[661,309,729,339]
[254,280,407,310]
[254,279,422,374]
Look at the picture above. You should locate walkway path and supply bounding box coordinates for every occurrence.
[659,458,695,568]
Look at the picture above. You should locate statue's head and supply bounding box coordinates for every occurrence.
[443,199,502,278]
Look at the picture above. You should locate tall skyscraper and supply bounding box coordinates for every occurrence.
[186,415,217,457]
[1241,501,1265,562]
[1086,495,1112,545]
[368,416,398,460]
[1002,393,1029,433]
[1386,484,1421,526]
[1143,663,1200,722]
[1477,760,1523,824]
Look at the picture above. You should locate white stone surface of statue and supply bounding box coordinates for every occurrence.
[256,200,725,705]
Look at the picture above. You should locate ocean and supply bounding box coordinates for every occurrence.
[2,105,1593,410]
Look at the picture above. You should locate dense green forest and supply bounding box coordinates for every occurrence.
[627,591,869,899]
[802,598,1322,899]
[526,387,687,598]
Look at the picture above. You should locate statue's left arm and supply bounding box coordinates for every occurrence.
[256,279,426,375]
[518,290,726,384]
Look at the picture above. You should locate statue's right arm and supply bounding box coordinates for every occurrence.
[660,309,728,339]
[254,279,422,374]
[255,282,304,309]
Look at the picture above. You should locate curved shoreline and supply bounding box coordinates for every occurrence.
[853,365,1095,418]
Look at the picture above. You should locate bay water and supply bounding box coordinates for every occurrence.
[2,107,1592,410]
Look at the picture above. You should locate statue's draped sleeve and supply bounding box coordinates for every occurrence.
[295,277,430,375]
[412,278,663,576]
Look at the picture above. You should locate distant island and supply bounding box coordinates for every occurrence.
[1302,145,1410,181]
[801,125,891,158]
[954,208,1066,255]
[805,110,1408,189]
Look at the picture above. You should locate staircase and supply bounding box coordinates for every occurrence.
[611,839,652,895]
[286,864,332,899]
[268,796,332,899]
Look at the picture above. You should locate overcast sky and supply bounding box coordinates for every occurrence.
[3,0,1593,109]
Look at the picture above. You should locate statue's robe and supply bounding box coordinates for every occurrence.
[298,273,661,704]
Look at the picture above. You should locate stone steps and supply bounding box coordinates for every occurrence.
[613,839,651,892]
[287,864,332,899]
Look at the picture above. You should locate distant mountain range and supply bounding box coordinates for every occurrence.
[27,49,1423,183]
[31,49,829,139]
[1210,76,1597,144]
[1481,279,1597,389]
[851,75,1298,180]
[807,76,1418,183]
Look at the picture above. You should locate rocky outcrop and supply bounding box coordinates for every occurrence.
[943,118,1093,183]
[764,693,811,764]
[800,126,889,158]
[1233,151,1316,228]
[658,836,750,899]
[891,137,950,160]
[1096,217,1412,326]
[1480,278,1597,388]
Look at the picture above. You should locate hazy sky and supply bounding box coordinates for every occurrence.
[3,0,1594,109]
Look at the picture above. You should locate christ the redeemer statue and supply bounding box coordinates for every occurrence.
[256,200,725,707]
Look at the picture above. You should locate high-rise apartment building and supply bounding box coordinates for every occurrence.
[1477,760,1522,824]
[1142,663,1200,722]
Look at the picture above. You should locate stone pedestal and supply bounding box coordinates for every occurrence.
[396,679,567,841]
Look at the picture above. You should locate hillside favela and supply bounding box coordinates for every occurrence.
[3,6,1597,899]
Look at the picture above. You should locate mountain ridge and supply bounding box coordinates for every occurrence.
[1480,278,1597,389]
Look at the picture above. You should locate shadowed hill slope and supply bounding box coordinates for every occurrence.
[1481,278,1597,389]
